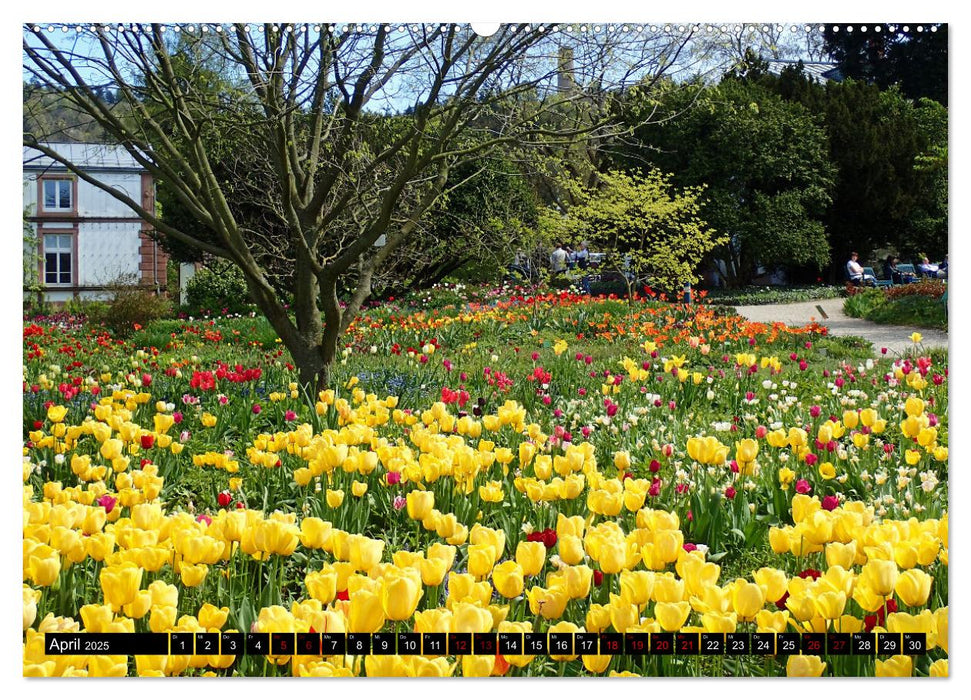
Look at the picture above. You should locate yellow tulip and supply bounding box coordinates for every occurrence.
[582,653,612,674]
[608,594,639,633]
[516,541,546,577]
[895,569,933,607]
[619,570,654,606]
[100,563,143,611]
[813,591,847,620]
[732,581,765,620]
[366,654,407,677]
[652,574,685,603]
[88,655,128,677]
[492,561,525,599]
[348,535,384,571]
[613,451,632,471]
[585,604,611,633]
[306,569,338,604]
[468,544,498,579]
[786,655,826,677]
[934,607,948,654]
[450,602,493,633]
[852,580,887,613]
[23,586,40,630]
[875,655,912,677]
[526,585,569,620]
[462,654,496,677]
[348,589,385,633]
[299,518,332,550]
[593,536,628,575]
[655,601,691,631]
[427,543,457,570]
[755,609,790,634]
[862,560,898,597]
[768,527,790,554]
[326,489,344,508]
[408,656,453,677]
[123,590,152,619]
[380,570,423,621]
[180,563,208,587]
[555,565,593,599]
[929,659,948,677]
[735,438,759,464]
[414,608,452,635]
[198,603,230,630]
[558,535,585,565]
[753,568,788,603]
[701,611,738,633]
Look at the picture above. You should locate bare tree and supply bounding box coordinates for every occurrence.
[24,22,689,390]
[688,23,826,68]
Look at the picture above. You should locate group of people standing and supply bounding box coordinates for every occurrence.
[550,242,591,274]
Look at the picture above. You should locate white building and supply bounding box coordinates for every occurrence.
[23,143,169,304]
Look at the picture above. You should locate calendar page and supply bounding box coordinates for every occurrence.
[21,16,948,680]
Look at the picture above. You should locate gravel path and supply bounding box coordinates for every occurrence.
[734,298,948,356]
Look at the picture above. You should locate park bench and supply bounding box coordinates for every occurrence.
[864,267,892,288]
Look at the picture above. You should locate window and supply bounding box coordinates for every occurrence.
[43,234,73,285]
[42,179,73,212]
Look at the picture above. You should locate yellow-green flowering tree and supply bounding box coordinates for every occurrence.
[555,169,725,295]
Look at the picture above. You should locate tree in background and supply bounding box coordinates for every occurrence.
[901,98,948,261]
[731,63,947,271]
[549,169,724,295]
[614,76,835,286]
[377,153,539,295]
[823,24,947,106]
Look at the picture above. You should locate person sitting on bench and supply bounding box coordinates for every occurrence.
[846,252,874,286]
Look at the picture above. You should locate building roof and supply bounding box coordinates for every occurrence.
[765,60,843,83]
[23,143,147,173]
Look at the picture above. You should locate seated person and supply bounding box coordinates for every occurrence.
[917,257,940,277]
[846,252,874,286]
[884,255,916,284]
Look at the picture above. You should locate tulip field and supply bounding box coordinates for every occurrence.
[22,286,949,677]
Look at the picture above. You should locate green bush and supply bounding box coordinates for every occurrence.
[62,297,109,319]
[842,288,886,319]
[844,287,946,330]
[704,285,845,306]
[868,295,946,329]
[185,264,253,316]
[89,286,172,336]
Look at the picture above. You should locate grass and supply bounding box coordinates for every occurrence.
[844,288,947,330]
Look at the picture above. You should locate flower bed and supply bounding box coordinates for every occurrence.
[22,289,948,677]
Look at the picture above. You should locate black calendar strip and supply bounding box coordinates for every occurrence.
[43,632,927,657]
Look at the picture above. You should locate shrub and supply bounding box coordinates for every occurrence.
[842,288,886,319]
[885,279,946,300]
[867,295,946,329]
[88,279,172,336]
[843,285,946,330]
[184,263,253,316]
[63,297,110,321]
[705,285,845,306]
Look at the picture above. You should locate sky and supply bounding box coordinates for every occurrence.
[22,21,831,117]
